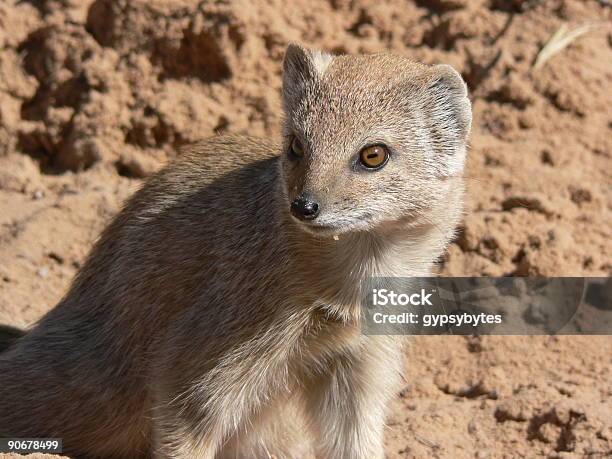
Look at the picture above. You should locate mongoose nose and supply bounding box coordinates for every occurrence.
[290,196,320,220]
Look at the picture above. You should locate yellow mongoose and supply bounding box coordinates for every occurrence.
[0,44,471,458]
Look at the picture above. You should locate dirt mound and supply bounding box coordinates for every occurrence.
[390,335,611,458]
[0,0,610,457]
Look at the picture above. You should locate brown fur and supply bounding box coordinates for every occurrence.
[0,324,25,352]
[0,44,471,458]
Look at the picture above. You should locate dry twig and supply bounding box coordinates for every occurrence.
[533,23,605,70]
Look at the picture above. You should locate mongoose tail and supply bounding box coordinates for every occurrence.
[0,324,25,352]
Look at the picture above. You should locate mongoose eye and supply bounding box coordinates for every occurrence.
[359,145,389,170]
[290,137,304,159]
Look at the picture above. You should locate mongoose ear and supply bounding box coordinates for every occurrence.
[426,64,472,143]
[282,43,333,112]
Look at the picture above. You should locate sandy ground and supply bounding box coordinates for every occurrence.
[0,0,610,457]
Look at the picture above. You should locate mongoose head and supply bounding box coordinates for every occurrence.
[279,44,471,236]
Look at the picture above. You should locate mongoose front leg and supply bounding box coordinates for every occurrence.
[150,318,303,459]
[150,365,250,459]
[151,408,222,459]
[305,336,404,459]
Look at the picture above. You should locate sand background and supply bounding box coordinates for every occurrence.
[0,0,610,457]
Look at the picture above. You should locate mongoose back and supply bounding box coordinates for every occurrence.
[0,44,471,458]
